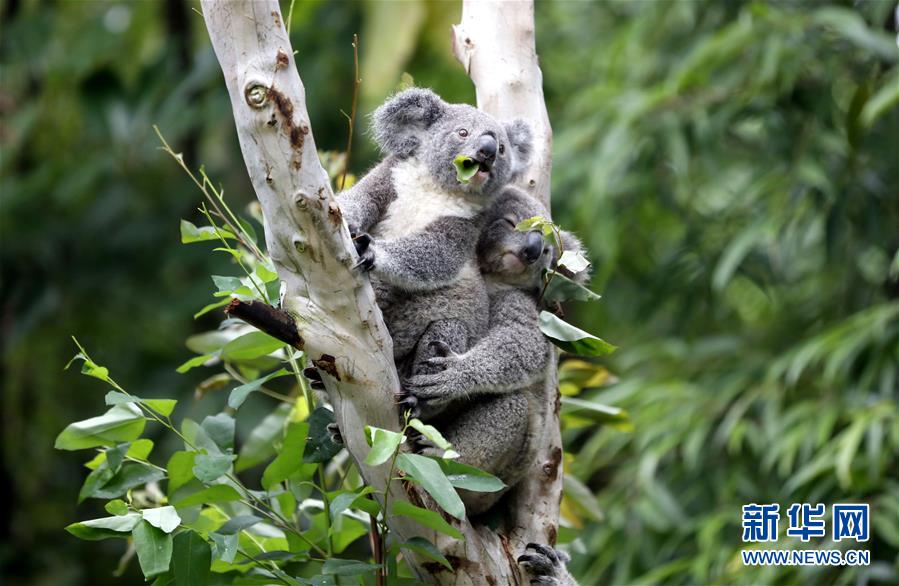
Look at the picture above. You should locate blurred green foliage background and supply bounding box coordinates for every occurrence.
[2,0,898,584]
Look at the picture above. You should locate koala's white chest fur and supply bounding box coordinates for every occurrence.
[371,159,481,239]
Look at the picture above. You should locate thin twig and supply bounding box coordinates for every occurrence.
[286,0,296,35]
[370,511,385,586]
[339,34,361,191]
[154,126,266,261]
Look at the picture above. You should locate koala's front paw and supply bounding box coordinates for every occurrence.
[518,543,573,585]
[352,233,375,272]
[403,371,460,408]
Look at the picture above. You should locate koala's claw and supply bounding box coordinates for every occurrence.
[395,393,421,418]
[352,232,371,253]
[353,251,375,272]
[326,422,344,445]
[351,233,375,272]
[518,543,572,585]
[523,543,561,564]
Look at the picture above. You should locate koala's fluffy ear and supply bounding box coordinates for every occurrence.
[372,88,447,158]
[505,119,533,177]
[555,230,591,284]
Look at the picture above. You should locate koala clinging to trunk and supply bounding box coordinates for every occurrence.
[403,188,588,515]
[336,88,532,373]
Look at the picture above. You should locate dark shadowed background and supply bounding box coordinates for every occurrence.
[2,0,898,584]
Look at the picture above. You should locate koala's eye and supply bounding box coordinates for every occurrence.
[502,217,517,228]
[499,144,506,155]
[458,128,469,137]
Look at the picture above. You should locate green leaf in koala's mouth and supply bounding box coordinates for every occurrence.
[453,155,480,184]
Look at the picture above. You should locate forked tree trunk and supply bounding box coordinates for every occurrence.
[201,1,561,583]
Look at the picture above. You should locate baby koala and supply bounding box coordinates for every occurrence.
[403,187,587,515]
[336,88,532,374]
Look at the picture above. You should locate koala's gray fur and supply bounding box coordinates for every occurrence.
[404,188,588,515]
[336,88,532,369]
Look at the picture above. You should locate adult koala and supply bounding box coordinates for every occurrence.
[404,188,588,515]
[336,88,533,373]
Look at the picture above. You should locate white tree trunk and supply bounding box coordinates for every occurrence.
[453,0,564,551]
[201,1,559,583]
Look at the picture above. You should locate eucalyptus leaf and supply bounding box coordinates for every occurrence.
[193,299,231,320]
[237,404,291,472]
[228,368,290,409]
[397,537,452,570]
[171,530,211,586]
[175,353,215,374]
[561,396,631,428]
[182,418,222,456]
[222,331,283,362]
[142,506,182,534]
[321,558,381,576]
[65,350,111,382]
[217,515,262,535]
[262,422,308,489]
[543,272,602,303]
[363,426,405,466]
[395,453,465,519]
[200,413,235,452]
[105,499,129,516]
[84,439,154,470]
[408,419,452,451]
[79,443,129,502]
[558,249,591,274]
[452,155,479,183]
[392,501,463,539]
[329,487,377,525]
[66,513,142,540]
[91,463,166,499]
[172,485,243,508]
[166,451,198,495]
[133,520,173,579]
[538,311,616,356]
[104,391,177,417]
[437,459,505,493]
[192,453,235,484]
[238,216,259,244]
[211,275,242,296]
[180,219,235,244]
[210,532,238,564]
[55,404,146,451]
[562,475,604,522]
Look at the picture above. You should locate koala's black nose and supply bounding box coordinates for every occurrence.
[522,231,544,264]
[476,134,497,162]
